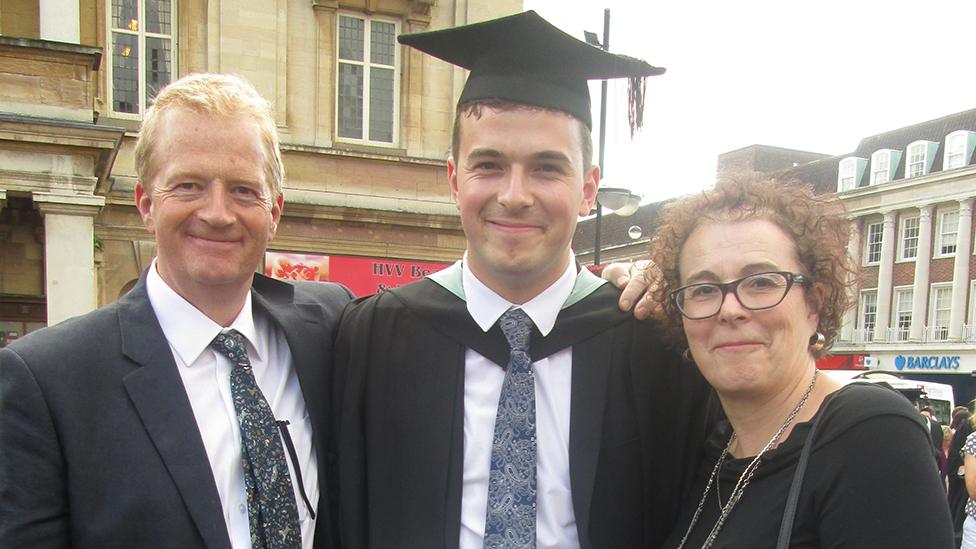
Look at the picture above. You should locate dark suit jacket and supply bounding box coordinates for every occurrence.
[0,273,351,549]
[332,279,716,549]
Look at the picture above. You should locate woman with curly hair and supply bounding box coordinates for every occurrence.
[650,174,952,548]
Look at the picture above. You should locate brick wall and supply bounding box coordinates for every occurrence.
[892,262,915,286]
[930,257,955,284]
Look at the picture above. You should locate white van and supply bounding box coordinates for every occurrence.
[824,370,955,420]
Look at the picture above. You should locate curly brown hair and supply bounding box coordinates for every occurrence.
[647,172,859,358]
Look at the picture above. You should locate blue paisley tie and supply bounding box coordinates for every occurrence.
[484,308,536,549]
[211,330,301,549]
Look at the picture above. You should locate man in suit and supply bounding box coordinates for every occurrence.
[332,12,716,549]
[0,73,351,548]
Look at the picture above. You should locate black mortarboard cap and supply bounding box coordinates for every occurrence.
[398,10,665,134]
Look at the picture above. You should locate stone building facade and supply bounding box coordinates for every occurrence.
[0,0,521,344]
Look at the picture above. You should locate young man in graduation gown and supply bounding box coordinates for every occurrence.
[331,11,715,549]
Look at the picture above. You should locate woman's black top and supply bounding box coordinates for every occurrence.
[662,383,954,549]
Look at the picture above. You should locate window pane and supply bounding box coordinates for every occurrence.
[862,292,877,342]
[947,135,966,169]
[337,63,364,139]
[933,288,952,340]
[865,223,883,263]
[112,0,138,31]
[368,67,394,142]
[339,16,365,61]
[895,290,913,340]
[144,0,172,35]
[908,144,925,177]
[941,211,959,255]
[145,37,172,104]
[902,217,919,259]
[112,32,139,113]
[370,21,396,66]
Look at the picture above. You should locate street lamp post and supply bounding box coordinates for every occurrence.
[586,10,640,265]
[585,9,611,266]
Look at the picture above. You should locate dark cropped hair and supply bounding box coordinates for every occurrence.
[450,99,593,170]
[648,172,859,358]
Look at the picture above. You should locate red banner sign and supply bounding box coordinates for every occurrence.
[265,251,451,297]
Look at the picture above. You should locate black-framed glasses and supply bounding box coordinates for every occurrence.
[670,271,810,320]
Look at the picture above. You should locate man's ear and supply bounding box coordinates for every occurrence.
[134,182,155,235]
[579,164,600,216]
[269,193,284,239]
[447,155,460,208]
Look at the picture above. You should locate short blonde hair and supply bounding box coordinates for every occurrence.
[134,73,284,199]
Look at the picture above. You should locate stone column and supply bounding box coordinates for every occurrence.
[874,210,897,341]
[33,193,104,325]
[842,217,861,341]
[949,198,974,340]
[910,205,935,341]
[39,0,80,44]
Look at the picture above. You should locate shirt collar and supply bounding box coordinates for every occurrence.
[461,252,576,336]
[146,260,263,366]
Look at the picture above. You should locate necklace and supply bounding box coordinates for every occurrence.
[675,369,820,549]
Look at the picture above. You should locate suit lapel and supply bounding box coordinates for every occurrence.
[250,277,328,455]
[118,280,231,549]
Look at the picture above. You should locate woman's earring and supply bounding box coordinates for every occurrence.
[682,348,695,363]
[809,332,826,352]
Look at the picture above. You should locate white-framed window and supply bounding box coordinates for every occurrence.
[837,156,867,192]
[863,221,883,265]
[906,141,928,178]
[860,290,878,342]
[899,215,919,261]
[107,0,175,116]
[929,285,952,341]
[336,13,399,146]
[935,209,959,257]
[892,287,913,341]
[969,280,976,333]
[870,150,891,185]
[839,158,856,191]
[945,130,974,170]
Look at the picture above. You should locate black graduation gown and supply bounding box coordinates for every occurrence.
[330,277,716,549]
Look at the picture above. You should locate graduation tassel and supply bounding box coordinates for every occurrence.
[628,75,647,138]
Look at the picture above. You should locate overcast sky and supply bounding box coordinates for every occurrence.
[523,0,976,203]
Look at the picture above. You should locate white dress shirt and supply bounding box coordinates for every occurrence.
[458,256,580,549]
[146,262,318,549]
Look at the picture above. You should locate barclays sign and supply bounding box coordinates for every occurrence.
[894,354,961,371]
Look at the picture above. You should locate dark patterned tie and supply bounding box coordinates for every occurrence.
[211,330,301,549]
[484,308,536,549]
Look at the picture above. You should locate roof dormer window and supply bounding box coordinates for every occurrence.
[945,130,976,170]
[906,140,938,178]
[870,149,900,185]
[838,156,867,192]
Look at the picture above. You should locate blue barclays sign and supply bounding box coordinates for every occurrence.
[894,354,961,371]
